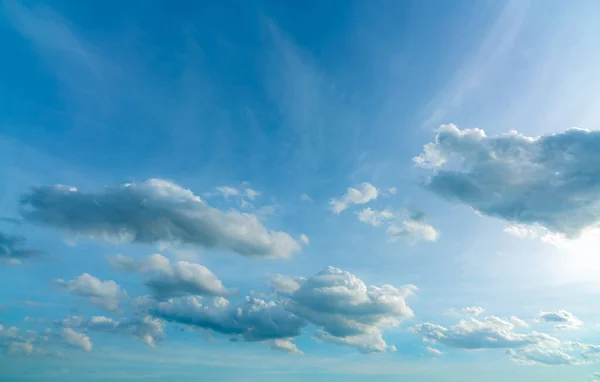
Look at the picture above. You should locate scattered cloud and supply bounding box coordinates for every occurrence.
[387,213,438,243]
[356,208,394,227]
[539,310,583,330]
[0,232,41,264]
[58,315,164,347]
[299,234,310,245]
[462,307,485,316]
[330,183,378,214]
[20,179,302,258]
[426,346,444,356]
[270,338,303,355]
[216,186,240,198]
[108,254,232,299]
[415,125,600,238]
[245,189,260,200]
[60,328,92,352]
[54,273,125,311]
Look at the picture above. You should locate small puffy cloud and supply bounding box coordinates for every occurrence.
[59,315,164,347]
[539,310,583,329]
[54,273,125,311]
[356,208,394,227]
[269,274,305,294]
[387,214,438,243]
[20,179,301,258]
[462,307,485,316]
[216,186,240,198]
[299,234,309,245]
[60,328,91,352]
[330,183,378,214]
[415,125,600,238]
[300,194,313,202]
[270,338,303,355]
[108,254,231,299]
[0,232,40,264]
[245,189,260,200]
[315,329,396,354]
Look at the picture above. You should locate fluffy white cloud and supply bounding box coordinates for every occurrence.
[59,315,164,347]
[270,338,303,354]
[387,214,439,242]
[108,254,231,299]
[60,328,92,352]
[269,274,305,294]
[54,273,125,311]
[539,310,583,329]
[330,183,378,214]
[281,266,415,353]
[0,232,40,264]
[20,179,301,258]
[356,208,394,227]
[415,125,600,237]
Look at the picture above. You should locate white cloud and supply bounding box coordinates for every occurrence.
[387,217,438,243]
[426,346,444,356]
[270,338,303,355]
[108,254,231,299]
[415,125,600,238]
[592,372,600,381]
[299,234,310,245]
[462,307,485,316]
[20,179,302,258]
[54,273,125,311]
[59,315,164,347]
[330,183,378,214]
[245,189,260,200]
[539,310,583,330]
[269,274,305,294]
[356,208,394,227]
[60,328,91,352]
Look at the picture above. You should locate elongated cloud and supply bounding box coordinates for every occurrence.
[415,125,600,237]
[108,254,232,299]
[20,179,301,258]
[330,183,378,214]
[539,310,583,329]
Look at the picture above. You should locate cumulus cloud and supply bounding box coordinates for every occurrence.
[539,310,583,329]
[281,266,415,353]
[20,179,301,258]
[269,274,305,294]
[0,232,41,264]
[146,295,306,343]
[330,183,378,214]
[387,213,439,243]
[415,125,600,238]
[270,338,303,354]
[59,315,164,347]
[60,328,92,352]
[54,273,125,311]
[108,254,231,299]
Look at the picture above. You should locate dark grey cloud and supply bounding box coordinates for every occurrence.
[415,125,600,237]
[0,232,41,263]
[20,179,302,258]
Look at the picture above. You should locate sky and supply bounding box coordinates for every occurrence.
[2,0,600,381]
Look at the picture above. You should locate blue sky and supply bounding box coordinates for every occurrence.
[2,0,600,381]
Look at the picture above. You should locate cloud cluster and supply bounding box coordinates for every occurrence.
[20,179,301,258]
[0,324,89,356]
[330,183,378,214]
[59,315,165,347]
[54,273,125,311]
[356,209,438,243]
[0,232,40,264]
[108,254,232,299]
[415,125,600,237]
